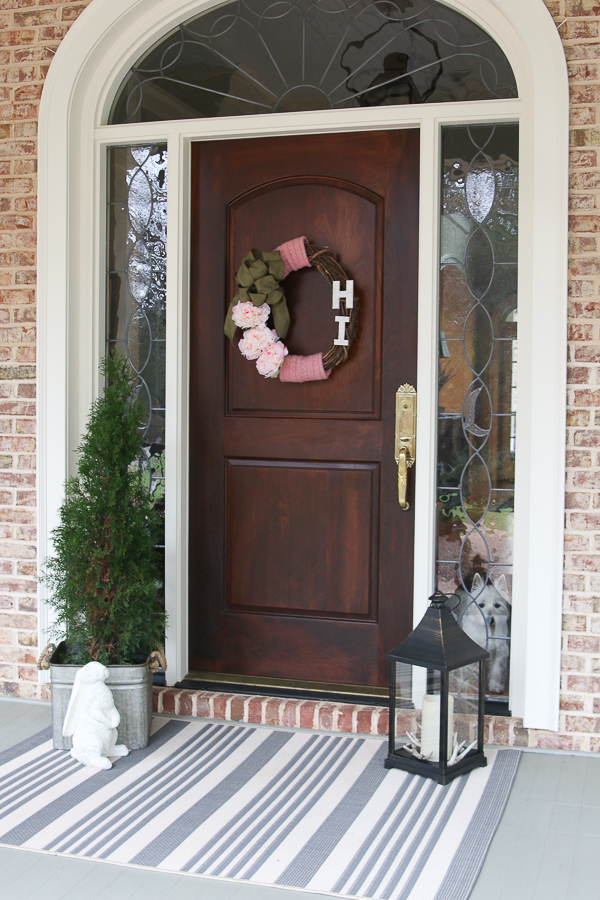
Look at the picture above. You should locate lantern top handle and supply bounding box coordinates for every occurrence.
[429,590,448,609]
[385,590,490,671]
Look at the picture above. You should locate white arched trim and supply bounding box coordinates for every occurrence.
[37,0,568,730]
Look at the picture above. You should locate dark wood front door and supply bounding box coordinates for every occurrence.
[189,129,419,689]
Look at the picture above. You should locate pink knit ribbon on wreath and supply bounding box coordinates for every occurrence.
[275,236,311,278]
[279,353,331,382]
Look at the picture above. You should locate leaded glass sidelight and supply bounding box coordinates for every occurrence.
[106,144,167,610]
[109,0,517,124]
[436,124,518,704]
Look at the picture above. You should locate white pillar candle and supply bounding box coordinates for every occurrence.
[420,693,454,762]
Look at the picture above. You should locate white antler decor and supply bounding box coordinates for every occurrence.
[401,726,433,761]
[448,738,478,766]
[402,728,477,766]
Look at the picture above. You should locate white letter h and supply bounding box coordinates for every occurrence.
[332,280,354,309]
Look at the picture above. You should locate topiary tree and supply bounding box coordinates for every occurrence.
[43,353,166,665]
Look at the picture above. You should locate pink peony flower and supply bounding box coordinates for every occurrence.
[256,340,288,378]
[238,324,276,360]
[231,300,270,329]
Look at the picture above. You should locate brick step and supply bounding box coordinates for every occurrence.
[154,686,390,734]
[152,686,523,746]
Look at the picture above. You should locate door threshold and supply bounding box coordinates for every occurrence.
[175,671,389,707]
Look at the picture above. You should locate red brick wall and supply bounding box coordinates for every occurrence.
[555,0,600,749]
[2,0,600,747]
[0,0,92,698]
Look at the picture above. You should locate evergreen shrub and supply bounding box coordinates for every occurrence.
[43,354,166,665]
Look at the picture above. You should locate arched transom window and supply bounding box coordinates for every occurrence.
[109,0,517,123]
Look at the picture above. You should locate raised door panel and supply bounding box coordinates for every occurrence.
[227,178,382,417]
[217,616,380,684]
[225,459,379,618]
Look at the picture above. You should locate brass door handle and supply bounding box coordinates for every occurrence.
[397,447,410,509]
[395,384,416,511]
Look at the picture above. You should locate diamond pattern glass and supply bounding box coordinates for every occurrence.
[106,144,167,610]
[436,124,518,704]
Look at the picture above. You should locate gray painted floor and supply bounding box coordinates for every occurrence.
[0,699,599,900]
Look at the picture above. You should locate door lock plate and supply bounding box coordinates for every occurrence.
[395,384,417,465]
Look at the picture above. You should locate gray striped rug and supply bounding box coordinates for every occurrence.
[0,719,519,900]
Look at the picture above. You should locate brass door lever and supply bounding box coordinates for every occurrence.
[395,385,416,510]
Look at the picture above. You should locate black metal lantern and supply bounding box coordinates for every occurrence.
[385,590,490,785]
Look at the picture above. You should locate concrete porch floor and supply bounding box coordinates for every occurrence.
[0,699,599,900]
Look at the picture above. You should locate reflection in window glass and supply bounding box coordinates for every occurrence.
[106,144,167,615]
[109,0,517,124]
[436,124,518,703]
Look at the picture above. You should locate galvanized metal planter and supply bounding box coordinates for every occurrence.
[49,642,152,751]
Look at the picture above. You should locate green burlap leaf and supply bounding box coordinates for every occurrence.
[267,258,285,281]
[236,265,255,288]
[248,259,268,280]
[271,299,290,338]
[255,274,280,294]
[266,289,283,307]
[224,247,288,341]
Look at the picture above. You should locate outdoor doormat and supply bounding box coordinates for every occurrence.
[0,719,520,900]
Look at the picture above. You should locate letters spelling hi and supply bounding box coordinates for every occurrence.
[332,280,353,346]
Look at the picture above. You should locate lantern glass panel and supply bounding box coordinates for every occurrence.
[449,664,480,755]
[392,661,480,766]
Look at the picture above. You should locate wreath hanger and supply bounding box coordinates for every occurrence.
[224,236,359,383]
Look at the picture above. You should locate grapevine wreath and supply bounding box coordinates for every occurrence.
[223,236,359,383]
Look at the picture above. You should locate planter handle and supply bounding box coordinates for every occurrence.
[37,642,56,670]
[149,646,167,673]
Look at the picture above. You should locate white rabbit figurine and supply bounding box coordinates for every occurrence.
[62,661,129,769]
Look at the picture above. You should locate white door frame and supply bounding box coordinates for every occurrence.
[37,0,568,730]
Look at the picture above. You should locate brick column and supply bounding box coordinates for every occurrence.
[0,1,92,698]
